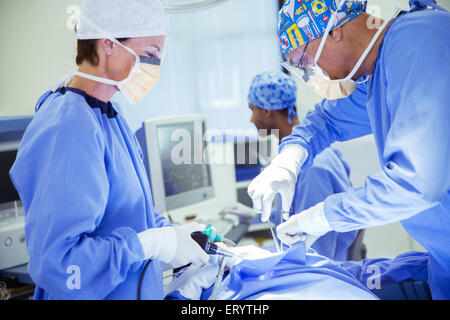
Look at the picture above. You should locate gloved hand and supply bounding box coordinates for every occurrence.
[168,264,219,300]
[247,144,308,222]
[276,202,332,248]
[137,222,209,268]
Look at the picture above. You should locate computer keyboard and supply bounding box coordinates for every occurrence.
[196,217,235,237]
[187,202,255,245]
[195,216,250,245]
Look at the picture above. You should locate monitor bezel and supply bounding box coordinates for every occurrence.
[143,114,215,213]
[0,140,21,205]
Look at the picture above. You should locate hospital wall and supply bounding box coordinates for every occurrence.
[2,0,449,259]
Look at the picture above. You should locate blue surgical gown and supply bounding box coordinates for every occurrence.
[271,148,358,261]
[340,251,429,288]
[9,87,171,299]
[168,247,429,300]
[280,8,450,299]
[217,244,378,300]
[166,244,378,300]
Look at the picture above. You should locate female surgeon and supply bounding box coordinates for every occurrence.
[9,0,214,300]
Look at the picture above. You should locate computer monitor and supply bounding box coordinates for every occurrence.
[0,116,32,206]
[233,134,278,181]
[0,116,32,270]
[233,134,278,208]
[143,115,214,213]
[234,135,275,166]
[0,141,20,205]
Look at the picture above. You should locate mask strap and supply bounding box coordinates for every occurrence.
[356,75,370,84]
[322,6,403,83]
[343,8,400,81]
[73,71,121,86]
[74,17,140,85]
[79,16,140,62]
[314,0,346,63]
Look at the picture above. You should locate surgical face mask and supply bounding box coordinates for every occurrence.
[118,55,162,105]
[74,38,163,105]
[283,2,401,100]
[284,60,359,100]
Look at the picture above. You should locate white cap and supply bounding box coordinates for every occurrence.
[76,0,167,40]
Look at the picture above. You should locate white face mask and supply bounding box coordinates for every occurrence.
[283,3,401,100]
[74,39,162,105]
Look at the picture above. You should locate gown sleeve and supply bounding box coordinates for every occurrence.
[10,103,146,299]
[323,20,450,232]
[280,81,372,169]
[153,208,172,228]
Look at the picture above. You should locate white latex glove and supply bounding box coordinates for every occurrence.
[276,202,332,248]
[172,264,220,300]
[137,222,209,268]
[247,145,308,222]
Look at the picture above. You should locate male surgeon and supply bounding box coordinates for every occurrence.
[248,0,450,299]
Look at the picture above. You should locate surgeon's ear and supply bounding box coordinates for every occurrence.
[329,27,342,42]
[263,109,272,117]
[99,39,116,56]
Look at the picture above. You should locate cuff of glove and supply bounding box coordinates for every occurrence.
[272,144,308,176]
[138,227,177,263]
[178,264,220,300]
[300,202,332,236]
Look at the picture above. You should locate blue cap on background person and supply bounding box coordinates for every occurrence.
[248,71,298,124]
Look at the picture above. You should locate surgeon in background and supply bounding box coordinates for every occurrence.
[10,0,216,300]
[248,0,450,299]
[247,71,358,261]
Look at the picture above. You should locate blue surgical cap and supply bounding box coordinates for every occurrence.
[278,0,367,57]
[248,71,298,124]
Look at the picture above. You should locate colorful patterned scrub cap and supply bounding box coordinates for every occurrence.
[278,0,367,57]
[248,71,298,124]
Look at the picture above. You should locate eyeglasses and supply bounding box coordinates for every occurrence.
[288,42,310,71]
[281,42,310,81]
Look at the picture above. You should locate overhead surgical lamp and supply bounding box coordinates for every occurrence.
[162,0,230,13]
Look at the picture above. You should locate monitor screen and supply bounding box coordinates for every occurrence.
[156,123,212,197]
[234,137,272,168]
[0,148,20,204]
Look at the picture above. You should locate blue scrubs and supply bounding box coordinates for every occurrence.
[167,244,378,300]
[169,248,429,300]
[340,251,429,288]
[10,87,171,299]
[271,148,358,261]
[280,7,450,299]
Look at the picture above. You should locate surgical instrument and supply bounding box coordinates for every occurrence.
[191,232,235,258]
[267,222,281,253]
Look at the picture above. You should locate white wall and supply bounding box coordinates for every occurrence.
[116,0,281,133]
[0,0,83,116]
